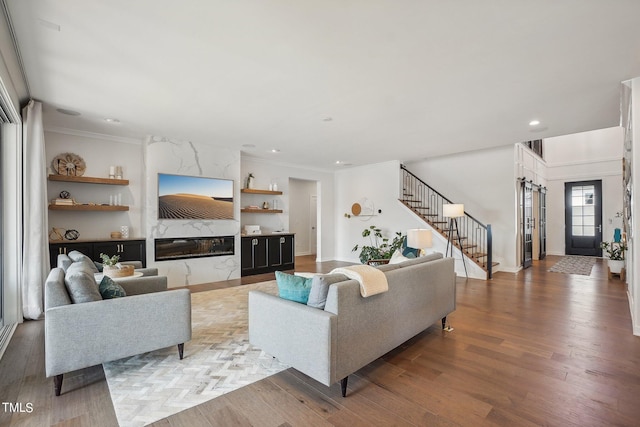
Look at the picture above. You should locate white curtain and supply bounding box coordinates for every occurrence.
[22,100,49,320]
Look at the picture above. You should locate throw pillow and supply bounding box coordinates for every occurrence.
[307,273,348,309]
[94,261,104,272]
[99,276,127,299]
[275,271,313,304]
[401,237,419,258]
[64,270,102,303]
[389,249,409,264]
[67,251,99,273]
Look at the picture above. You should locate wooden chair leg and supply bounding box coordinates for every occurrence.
[54,374,63,396]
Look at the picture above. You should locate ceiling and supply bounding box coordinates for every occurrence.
[5,1,640,169]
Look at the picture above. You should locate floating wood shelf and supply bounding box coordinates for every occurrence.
[48,174,129,185]
[241,208,283,214]
[240,188,283,195]
[49,205,129,212]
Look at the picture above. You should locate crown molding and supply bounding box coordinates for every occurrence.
[45,126,143,145]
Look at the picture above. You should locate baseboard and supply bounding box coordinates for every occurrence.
[0,323,17,361]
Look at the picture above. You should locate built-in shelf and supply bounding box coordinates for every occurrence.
[48,174,129,185]
[240,188,283,195]
[241,208,283,214]
[48,205,129,212]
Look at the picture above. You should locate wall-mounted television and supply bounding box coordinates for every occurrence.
[158,173,234,220]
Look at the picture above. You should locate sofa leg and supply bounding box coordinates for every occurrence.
[441,317,447,330]
[340,376,348,397]
[178,343,184,360]
[54,374,63,396]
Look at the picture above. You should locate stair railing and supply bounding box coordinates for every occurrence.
[400,164,493,278]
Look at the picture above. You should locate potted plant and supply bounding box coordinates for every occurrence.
[100,253,134,278]
[600,241,627,273]
[352,225,404,264]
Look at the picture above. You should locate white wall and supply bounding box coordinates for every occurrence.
[405,145,518,272]
[241,156,335,261]
[45,130,145,240]
[145,137,241,287]
[334,160,486,278]
[544,127,624,256]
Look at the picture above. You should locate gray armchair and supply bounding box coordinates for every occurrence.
[44,262,192,396]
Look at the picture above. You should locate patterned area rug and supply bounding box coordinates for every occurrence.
[103,280,288,427]
[548,256,596,276]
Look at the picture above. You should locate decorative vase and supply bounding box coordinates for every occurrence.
[247,175,255,189]
[608,259,624,274]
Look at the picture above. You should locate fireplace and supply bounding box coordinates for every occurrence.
[155,236,234,261]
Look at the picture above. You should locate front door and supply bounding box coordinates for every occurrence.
[564,180,602,256]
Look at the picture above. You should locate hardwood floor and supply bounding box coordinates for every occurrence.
[2,255,639,426]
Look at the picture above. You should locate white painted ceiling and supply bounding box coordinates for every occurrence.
[6,1,640,169]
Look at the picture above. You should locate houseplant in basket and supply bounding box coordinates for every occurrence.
[100,253,134,278]
[600,241,627,274]
[352,225,404,264]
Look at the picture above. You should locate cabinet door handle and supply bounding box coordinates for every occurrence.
[280,237,285,244]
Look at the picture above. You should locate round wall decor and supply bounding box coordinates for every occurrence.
[52,152,86,176]
[64,229,80,240]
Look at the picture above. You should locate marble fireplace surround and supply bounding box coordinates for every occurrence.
[144,137,241,287]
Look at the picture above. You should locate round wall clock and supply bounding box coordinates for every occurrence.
[52,152,86,176]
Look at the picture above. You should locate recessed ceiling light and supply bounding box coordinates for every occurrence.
[242,144,256,149]
[323,117,333,122]
[56,108,81,116]
[270,149,280,153]
[529,120,541,126]
[104,118,120,123]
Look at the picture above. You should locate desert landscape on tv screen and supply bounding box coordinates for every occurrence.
[158,174,234,220]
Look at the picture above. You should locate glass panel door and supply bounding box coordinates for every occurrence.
[564,180,602,256]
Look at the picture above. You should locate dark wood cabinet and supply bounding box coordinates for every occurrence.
[241,234,294,276]
[267,235,294,269]
[49,242,94,268]
[49,239,146,268]
[93,241,146,266]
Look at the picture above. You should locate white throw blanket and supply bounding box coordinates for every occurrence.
[331,265,389,297]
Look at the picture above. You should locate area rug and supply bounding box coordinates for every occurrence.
[548,256,596,276]
[103,280,288,427]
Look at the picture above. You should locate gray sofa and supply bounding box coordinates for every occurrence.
[45,252,192,396]
[248,253,456,397]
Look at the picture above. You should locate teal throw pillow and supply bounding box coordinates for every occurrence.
[99,276,127,299]
[275,271,313,304]
[401,236,419,258]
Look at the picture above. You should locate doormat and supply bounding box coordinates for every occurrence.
[548,256,596,276]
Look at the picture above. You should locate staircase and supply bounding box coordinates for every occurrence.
[399,165,495,279]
